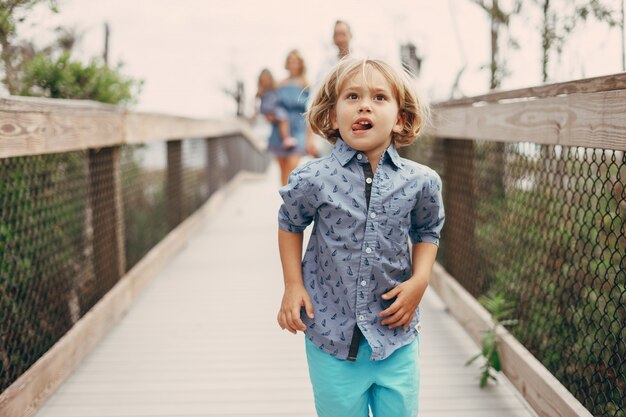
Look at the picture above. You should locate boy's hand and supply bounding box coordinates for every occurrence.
[277,283,314,334]
[379,277,428,330]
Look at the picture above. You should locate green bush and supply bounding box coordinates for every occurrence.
[19,52,142,104]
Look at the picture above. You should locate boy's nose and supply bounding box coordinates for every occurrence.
[358,101,372,113]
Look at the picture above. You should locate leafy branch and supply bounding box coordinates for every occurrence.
[466,291,518,388]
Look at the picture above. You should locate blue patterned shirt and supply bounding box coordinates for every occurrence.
[278,139,445,360]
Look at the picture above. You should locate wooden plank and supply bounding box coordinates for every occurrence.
[0,109,124,158]
[427,89,626,151]
[429,263,593,417]
[124,113,239,144]
[0,96,118,111]
[0,95,265,158]
[44,384,516,406]
[0,173,251,417]
[35,396,528,414]
[436,72,626,107]
[88,147,125,288]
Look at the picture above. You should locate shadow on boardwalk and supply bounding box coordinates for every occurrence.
[34,162,537,417]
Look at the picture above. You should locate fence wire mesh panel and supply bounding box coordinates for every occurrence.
[1,151,99,392]
[121,142,168,271]
[1,132,269,397]
[181,138,210,219]
[403,138,626,417]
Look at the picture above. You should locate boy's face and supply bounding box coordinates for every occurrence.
[332,69,403,157]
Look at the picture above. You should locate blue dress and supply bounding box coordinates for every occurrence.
[267,82,309,157]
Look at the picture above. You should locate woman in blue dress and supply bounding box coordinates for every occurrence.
[268,50,312,185]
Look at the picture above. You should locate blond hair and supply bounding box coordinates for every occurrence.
[307,58,429,147]
[285,49,308,86]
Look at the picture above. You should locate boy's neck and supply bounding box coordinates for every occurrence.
[365,149,384,173]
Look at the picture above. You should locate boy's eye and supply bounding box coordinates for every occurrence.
[347,93,358,100]
[374,94,387,101]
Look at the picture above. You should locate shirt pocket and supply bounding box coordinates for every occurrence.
[382,202,411,245]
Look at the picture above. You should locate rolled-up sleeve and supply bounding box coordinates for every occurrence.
[278,169,316,233]
[409,170,445,245]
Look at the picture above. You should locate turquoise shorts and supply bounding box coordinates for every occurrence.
[305,336,420,417]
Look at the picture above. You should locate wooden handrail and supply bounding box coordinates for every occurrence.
[434,72,626,107]
[423,72,626,151]
[0,96,263,158]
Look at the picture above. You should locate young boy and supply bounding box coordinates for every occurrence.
[277,58,445,417]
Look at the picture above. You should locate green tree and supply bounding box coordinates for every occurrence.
[20,51,141,104]
[0,0,141,104]
[0,0,58,93]
[470,0,523,89]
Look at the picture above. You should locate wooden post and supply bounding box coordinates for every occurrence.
[88,146,126,287]
[167,140,183,230]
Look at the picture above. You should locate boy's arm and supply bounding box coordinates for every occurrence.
[379,242,438,330]
[277,229,314,334]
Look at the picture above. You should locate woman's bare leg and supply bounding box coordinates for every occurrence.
[281,155,300,186]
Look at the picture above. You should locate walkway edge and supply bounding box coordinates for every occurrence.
[430,262,593,417]
[0,170,266,417]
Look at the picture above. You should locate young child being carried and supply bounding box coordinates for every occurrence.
[256,68,298,149]
[276,58,445,417]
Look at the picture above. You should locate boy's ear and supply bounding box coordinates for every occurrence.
[392,111,405,134]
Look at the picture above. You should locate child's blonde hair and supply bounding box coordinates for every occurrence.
[285,49,308,86]
[307,58,429,147]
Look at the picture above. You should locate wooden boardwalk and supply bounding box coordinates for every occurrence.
[34,163,538,417]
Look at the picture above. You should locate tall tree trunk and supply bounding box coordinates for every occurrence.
[0,38,17,94]
[490,0,499,89]
[620,0,626,71]
[541,0,551,82]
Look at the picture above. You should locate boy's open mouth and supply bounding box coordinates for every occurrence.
[352,119,373,131]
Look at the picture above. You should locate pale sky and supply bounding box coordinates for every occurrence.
[20,0,625,118]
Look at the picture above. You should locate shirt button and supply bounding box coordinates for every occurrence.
[365,247,372,254]
[358,315,365,321]
[356,153,363,160]
[366,177,373,184]
[370,212,377,219]
[360,280,367,286]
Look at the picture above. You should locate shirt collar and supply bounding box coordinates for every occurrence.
[332,138,403,170]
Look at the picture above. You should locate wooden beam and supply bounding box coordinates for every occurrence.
[0,108,124,158]
[429,263,594,417]
[0,96,264,158]
[427,90,626,151]
[88,147,126,289]
[124,114,240,144]
[436,72,626,107]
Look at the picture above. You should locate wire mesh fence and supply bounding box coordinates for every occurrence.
[402,137,626,417]
[0,134,269,393]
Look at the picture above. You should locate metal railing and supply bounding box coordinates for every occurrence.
[402,72,626,417]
